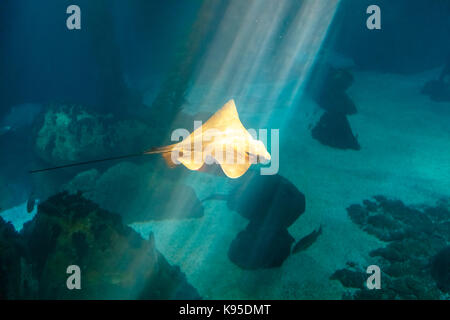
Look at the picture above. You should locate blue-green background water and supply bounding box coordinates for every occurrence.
[0,0,449,299]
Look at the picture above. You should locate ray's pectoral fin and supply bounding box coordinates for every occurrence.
[219,151,252,179]
[177,155,205,171]
[220,162,252,179]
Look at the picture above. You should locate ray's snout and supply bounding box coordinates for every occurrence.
[262,150,271,162]
[252,140,271,163]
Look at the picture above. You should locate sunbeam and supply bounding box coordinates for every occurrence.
[142,0,341,297]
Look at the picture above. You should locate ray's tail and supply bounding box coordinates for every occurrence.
[143,145,175,155]
[29,145,175,174]
[29,153,146,174]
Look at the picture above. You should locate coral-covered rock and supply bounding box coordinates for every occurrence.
[18,192,200,299]
[35,105,155,165]
[333,196,450,300]
[35,105,112,165]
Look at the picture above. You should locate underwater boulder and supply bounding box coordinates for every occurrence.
[316,92,357,115]
[20,192,201,299]
[311,111,360,150]
[0,126,38,210]
[222,172,306,269]
[228,222,295,270]
[226,171,306,230]
[35,105,155,166]
[430,246,450,293]
[124,181,204,223]
[0,217,35,299]
[327,67,354,92]
[315,67,357,115]
[35,105,111,165]
[65,162,204,223]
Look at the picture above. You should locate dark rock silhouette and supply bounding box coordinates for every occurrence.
[2,192,200,299]
[431,246,450,293]
[317,92,357,115]
[228,222,295,269]
[315,67,357,115]
[311,112,360,150]
[309,65,360,151]
[215,172,306,269]
[0,217,33,299]
[227,171,306,230]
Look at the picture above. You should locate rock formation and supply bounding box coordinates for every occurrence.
[310,66,360,150]
[35,105,155,166]
[331,196,450,299]
[64,162,204,223]
[431,246,450,294]
[226,172,306,269]
[315,67,357,115]
[311,112,360,150]
[1,192,200,299]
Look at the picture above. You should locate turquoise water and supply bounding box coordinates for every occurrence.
[0,0,449,300]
